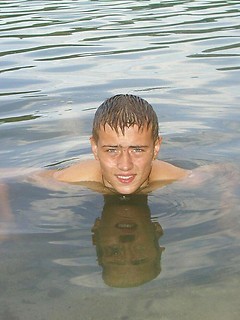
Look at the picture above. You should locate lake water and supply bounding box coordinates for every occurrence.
[0,0,239,319]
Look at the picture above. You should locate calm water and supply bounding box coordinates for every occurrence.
[0,0,240,319]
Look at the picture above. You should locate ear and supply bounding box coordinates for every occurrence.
[90,136,99,160]
[153,136,162,159]
[91,217,101,245]
[153,222,163,238]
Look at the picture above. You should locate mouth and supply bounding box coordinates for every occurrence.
[116,174,136,184]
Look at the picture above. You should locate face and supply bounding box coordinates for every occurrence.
[90,124,161,194]
[91,200,164,287]
[93,202,161,266]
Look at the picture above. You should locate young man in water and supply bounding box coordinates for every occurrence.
[0,94,238,238]
[46,94,189,194]
[0,94,189,237]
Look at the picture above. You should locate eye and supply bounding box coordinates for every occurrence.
[106,148,118,153]
[104,246,122,257]
[133,147,144,153]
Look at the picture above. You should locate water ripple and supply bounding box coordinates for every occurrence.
[0,0,239,164]
[1,1,239,58]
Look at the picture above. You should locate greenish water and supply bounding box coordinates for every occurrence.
[0,1,239,319]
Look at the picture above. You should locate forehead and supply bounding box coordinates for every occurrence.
[97,124,153,145]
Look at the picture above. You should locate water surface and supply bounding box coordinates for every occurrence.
[0,1,239,319]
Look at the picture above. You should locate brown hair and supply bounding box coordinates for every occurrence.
[92,94,159,142]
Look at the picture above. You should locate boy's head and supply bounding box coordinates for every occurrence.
[92,94,159,142]
[90,94,162,194]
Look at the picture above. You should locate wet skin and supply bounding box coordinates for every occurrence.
[90,124,161,195]
[28,124,188,194]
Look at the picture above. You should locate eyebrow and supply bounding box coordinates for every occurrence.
[101,145,149,148]
[108,258,149,266]
[131,258,149,265]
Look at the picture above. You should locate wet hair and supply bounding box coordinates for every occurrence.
[92,94,159,142]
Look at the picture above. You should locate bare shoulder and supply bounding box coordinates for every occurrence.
[53,159,102,183]
[150,160,190,182]
[26,159,102,191]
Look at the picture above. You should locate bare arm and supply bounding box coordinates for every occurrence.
[185,162,239,187]
[0,183,12,221]
[0,183,14,241]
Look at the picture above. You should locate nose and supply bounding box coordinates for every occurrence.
[119,235,135,243]
[117,150,134,171]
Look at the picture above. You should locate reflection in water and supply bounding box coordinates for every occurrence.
[92,195,164,288]
[0,0,239,318]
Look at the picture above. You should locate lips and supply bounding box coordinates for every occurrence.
[115,222,137,235]
[116,174,136,184]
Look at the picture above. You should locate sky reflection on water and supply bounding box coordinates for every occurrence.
[0,1,239,319]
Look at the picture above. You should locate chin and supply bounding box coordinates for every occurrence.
[105,178,143,195]
[115,186,138,195]
[118,191,134,195]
